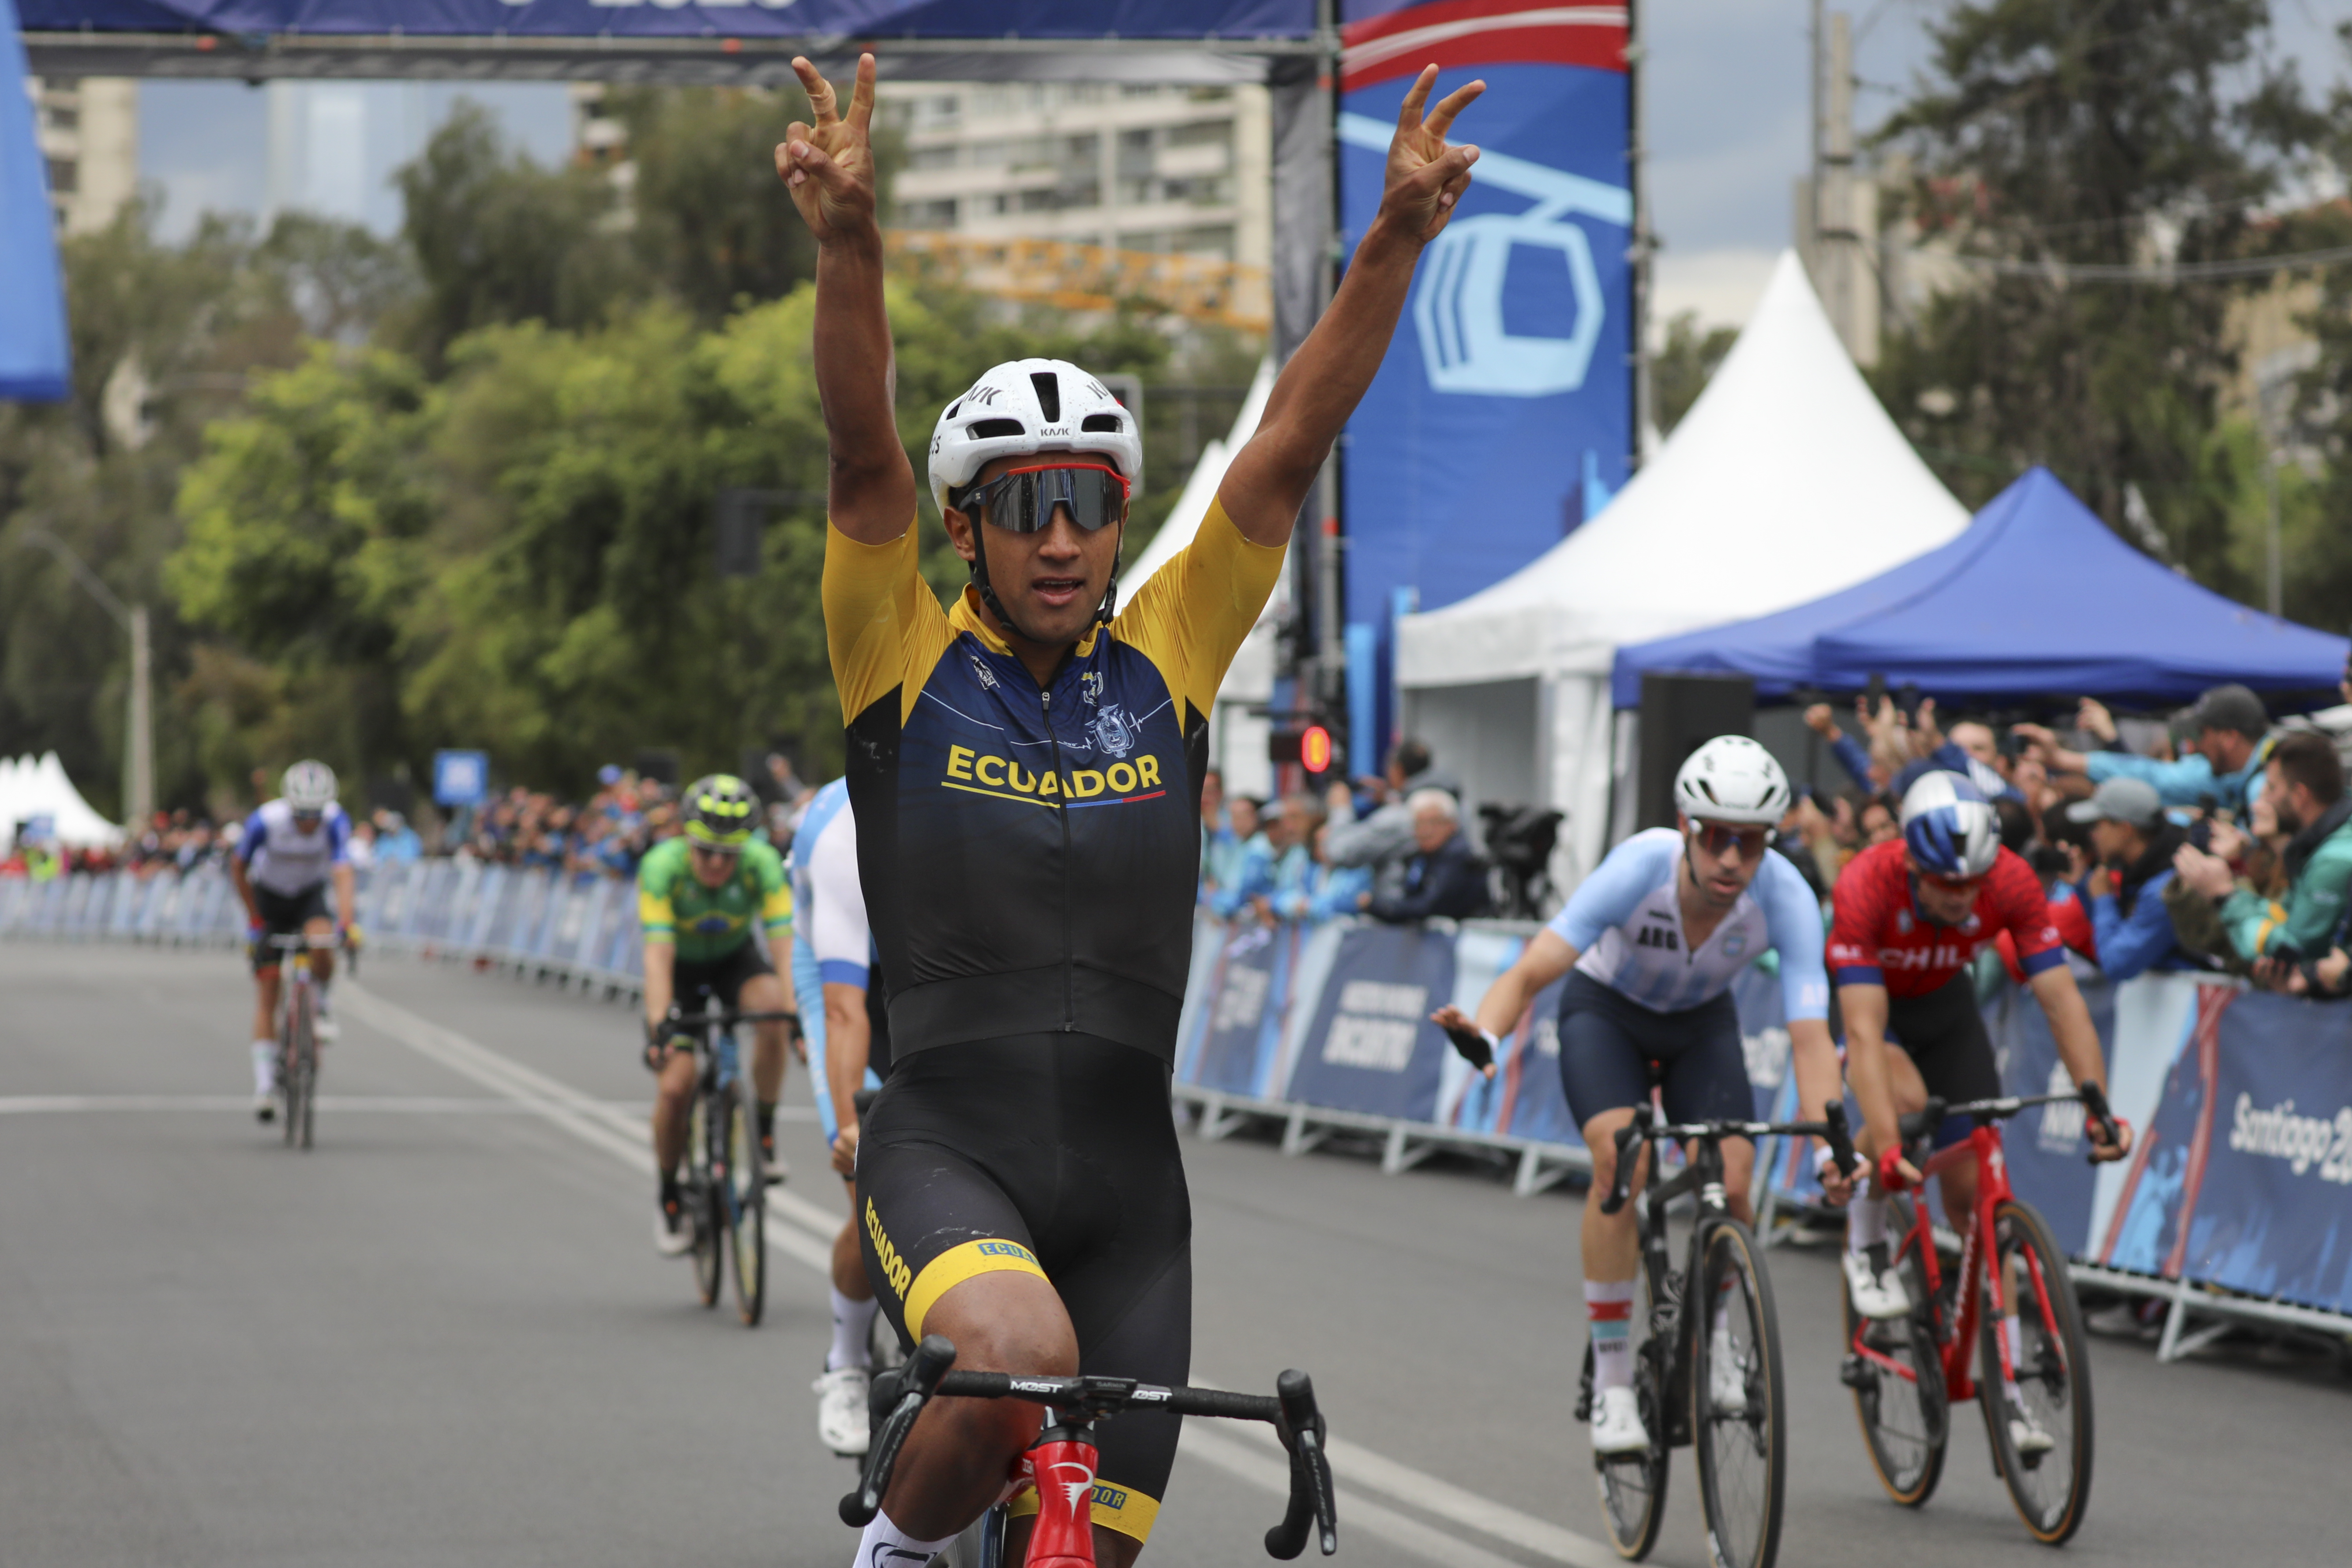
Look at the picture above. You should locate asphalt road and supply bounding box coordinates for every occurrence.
[3,943,2345,1568]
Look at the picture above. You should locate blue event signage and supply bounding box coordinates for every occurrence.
[2,0,71,401]
[15,0,1314,39]
[1335,0,1634,737]
[1285,922,1457,1120]
[432,749,490,808]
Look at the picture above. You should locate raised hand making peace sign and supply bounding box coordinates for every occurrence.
[1379,66,1485,241]
[776,53,879,244]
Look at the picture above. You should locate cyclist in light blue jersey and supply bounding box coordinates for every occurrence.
[789,777,890,1456]
[1432,737,1851,1457]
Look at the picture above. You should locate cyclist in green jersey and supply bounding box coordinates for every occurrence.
[782,48,1484,1567]
[639,775,800,1256]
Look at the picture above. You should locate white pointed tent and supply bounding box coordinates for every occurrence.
[1124,354,1287,797]
[0,751,125,850]
[1393,251,1971,887]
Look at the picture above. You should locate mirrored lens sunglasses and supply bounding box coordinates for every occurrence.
[960,463,1129,535]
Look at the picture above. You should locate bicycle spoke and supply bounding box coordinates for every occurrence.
[1979,1202,2093,1544]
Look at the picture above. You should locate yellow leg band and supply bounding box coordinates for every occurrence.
[903,1236,1049,1339]
[1007,1480,1163,1544]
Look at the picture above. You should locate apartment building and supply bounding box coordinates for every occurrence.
[880,82,1272,274]
[32,76,138,234]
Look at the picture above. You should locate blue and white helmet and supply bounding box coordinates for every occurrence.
[1899,770,1999,879]
[926,359,1143,519]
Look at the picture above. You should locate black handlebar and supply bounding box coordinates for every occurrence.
[1896,1088,2122,1165]
[840,1337,1337,1556]
[668,1006,799,1029]
[1598,1102,1858,1215]
[1820,1101,1859,1180]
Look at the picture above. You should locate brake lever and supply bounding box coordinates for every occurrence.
[839,1334,957,1527]
[1264,1369,1336,1559]
[1598,1109,1648,1216]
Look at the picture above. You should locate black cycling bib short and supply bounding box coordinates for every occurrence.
[824,495,1281,1545]
[1555,970,1755,1129]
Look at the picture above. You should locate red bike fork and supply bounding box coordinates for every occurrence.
[1013,1427,1102,1568]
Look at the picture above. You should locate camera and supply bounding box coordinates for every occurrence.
[1478,804,1564,920]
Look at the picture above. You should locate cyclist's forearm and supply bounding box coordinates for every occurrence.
[230,857,257,922]
[822,983,870,1133]
[811,225,915,541]
[1839,984,1899,1153]
[1474,936,1578,1038]
[641,942,675,1028]
[2029,969,2108,1095]
[1787,1017,1845,1148]
[333,864,356,927]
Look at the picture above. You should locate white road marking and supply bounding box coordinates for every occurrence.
[338,979,1617,1568]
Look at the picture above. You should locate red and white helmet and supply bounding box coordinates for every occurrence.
[1673,736,1792,826]
[927,359,1143,518]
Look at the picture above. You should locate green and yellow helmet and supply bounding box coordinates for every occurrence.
[682,774,760,849]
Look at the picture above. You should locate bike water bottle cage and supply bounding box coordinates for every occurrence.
[955,462,1130,535]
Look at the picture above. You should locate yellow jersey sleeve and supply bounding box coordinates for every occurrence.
[1110,498,1287,715]
[637,888,675,944]
[759,857,793,936]
[824,518,958,727]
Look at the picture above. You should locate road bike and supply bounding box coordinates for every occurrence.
[261,930,351,1151]
[1839,1085,2117,1545]
[662,999,795,1326]
[1586,1101,1857,1568]
[844,1334,1337,1567]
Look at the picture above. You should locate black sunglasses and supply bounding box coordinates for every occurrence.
[958,463,1129,535]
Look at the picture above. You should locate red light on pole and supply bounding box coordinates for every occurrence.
[1300,724,1333,774]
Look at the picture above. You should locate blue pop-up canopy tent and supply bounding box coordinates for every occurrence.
[1613,466,2351,710]
[2,0,71,401]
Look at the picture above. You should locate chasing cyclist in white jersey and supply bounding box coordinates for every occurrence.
[789,776,892,1456]
[1431,737,1853,1456]
[230,761,358,1120]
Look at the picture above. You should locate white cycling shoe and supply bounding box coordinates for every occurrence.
[312,1011,340,1042]
[1591,1386,1651,1455]
[2006,1393,2055,1457]
[1707,1328,1748,1417]
[1843,1246,1911,1320]
[814,1366,873,1456]
[653,1195,695,1257]
[253,1090,276,1124]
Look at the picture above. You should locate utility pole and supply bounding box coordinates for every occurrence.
[1802,6,1878,364]
[15,526,154,826]
[2265,449,2284,618]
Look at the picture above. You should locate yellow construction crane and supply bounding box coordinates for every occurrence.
[884,231,1271,334]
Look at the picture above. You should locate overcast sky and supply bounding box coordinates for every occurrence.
[136,1,2348,328]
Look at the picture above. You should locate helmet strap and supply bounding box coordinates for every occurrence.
[960,501,1124,642]
[1094,518,1125,627]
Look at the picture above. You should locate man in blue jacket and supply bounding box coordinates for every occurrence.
[2020,684,2273,815]
[1368,789,1490,922]
[2066,777,2195,979]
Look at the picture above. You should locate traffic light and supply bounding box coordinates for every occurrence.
[1268,719,1340,776]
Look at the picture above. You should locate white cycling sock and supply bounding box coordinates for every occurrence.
[1587,1279,1636,1396]
[1848,1174,1887,1255]
[251,1041,276,1094]
[828,1286,880,1373]
[851,1510,951,1568]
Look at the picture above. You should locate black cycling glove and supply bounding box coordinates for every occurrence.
[1440,1022,1497,1074]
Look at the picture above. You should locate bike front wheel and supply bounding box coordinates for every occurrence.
[1692,1218,1786,1568]
[283,986,315,1152]
[1977,1199,2093,1545]
[1592,1263,1669,1560]
[724,1087,767,1327]
[687,1094,724,1309]
[1843,1196,1948,1507]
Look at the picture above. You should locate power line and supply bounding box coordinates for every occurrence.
[1943,240,2352,283]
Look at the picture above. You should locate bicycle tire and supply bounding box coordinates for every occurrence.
[1692,1218,1786,1568]
[285,984,314,1151]
[725,1087,767,1327]
[1976,1199,2094,1545]
[1843,1197,1947,1507]
[1593,1263,1669,1560]
[688,1093,724,1309]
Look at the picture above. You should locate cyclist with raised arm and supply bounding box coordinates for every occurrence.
[638,774,799,1257]
[1432,737,1851,1457]
[781,48,1482,1567]
[1831,771,2128,1451]
[230,761,357,1121]
[790,774,893,1456]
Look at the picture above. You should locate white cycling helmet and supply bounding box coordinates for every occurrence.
[927,358,1143,520]
[281,760,339,813]
[1899,770,2000,879]
[1673,736,1792,826]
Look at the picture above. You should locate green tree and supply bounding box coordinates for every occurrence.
[1868,0,2326,596]
[1651,310,1737,435]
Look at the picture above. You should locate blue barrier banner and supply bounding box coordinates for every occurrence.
[1989,966,2117,1255]
[1336,5,1632,735]
[1285,922,1457,1121]
[18,0,1311,41]
[1497,974,1574,1144]
[2177,992,2352,1313]
[2097,986,2230,1279]
[1437,927,1521,1132]
[1190,922,1295,1098]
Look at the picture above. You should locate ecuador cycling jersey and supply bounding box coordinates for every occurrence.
[1548,827,1830,1020]
[635,835,792,963]
[823,499,1283,1062]
[1827,838,2063,997]
[235,799,350,897]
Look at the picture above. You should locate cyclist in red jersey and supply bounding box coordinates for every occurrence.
[1831,773,2127,1336]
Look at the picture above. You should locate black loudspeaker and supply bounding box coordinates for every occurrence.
[1636,672,1756,832]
